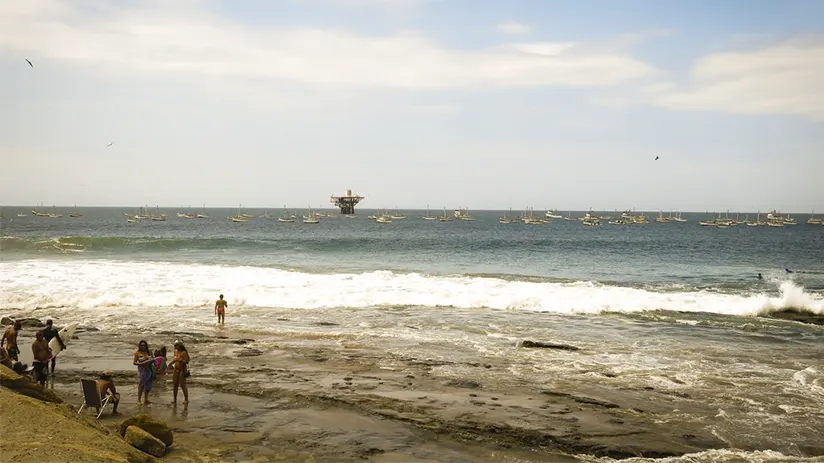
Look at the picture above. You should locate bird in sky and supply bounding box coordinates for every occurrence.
[25,58,33,68]
[654,156,660,161]
[107,142,114,147]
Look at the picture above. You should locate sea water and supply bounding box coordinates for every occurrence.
[2,207,823,461]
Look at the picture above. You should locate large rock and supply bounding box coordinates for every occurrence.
[521,340,580,351]
[0,317,43,327]
[124,425,166,457]
[0,364,62,403]
[119,414,174,447]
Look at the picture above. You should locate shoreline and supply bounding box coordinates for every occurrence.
[2,319,819,462]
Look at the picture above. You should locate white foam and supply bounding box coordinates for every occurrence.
[2,260,822,317]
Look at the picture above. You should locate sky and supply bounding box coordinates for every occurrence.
[1,0,823,212]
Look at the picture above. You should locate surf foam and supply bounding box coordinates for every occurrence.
[2,260,821,316]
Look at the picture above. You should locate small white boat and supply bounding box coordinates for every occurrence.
[303,206,320,224]
[16,213,27,217]
[439,208,453,222]
[422,205,437,221]
[546,209,563,219]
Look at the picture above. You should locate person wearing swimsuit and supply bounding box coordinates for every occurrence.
[215,294,227,325]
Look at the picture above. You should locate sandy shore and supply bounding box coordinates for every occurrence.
[5,318,823,462]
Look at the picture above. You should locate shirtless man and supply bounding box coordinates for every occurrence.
[96,371,121,415]
[31,330,50,386]
[215,294,227,324]
[1,321,22,361]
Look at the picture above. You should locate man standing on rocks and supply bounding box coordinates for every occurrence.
[43,319,66,375]
[1,321,22,361]
[31,330,50,386]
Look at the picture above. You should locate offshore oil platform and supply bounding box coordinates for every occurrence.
[330,189,364,215]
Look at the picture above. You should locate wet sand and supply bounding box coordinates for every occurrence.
[18,321,821,463]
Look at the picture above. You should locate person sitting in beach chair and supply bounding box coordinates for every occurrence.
[78,372,119,418]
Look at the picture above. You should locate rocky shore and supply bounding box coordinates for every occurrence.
[2,314,823,462]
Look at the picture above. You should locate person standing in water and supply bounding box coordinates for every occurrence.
[169,340,190,404]
[215,294,227,325]
[133,340,154,405]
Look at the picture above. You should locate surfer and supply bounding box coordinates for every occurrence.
[786,268,793,274]
[43,319,66,374]
[97,371,121,415]
[169,340,190,405]
[1,321,22,361]
[133,340,155,405]
[215,294,227,325]
[31,330,50,386]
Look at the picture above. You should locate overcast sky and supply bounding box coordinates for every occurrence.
[1,0,823,212]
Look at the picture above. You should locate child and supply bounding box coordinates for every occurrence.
[153,346,168,376]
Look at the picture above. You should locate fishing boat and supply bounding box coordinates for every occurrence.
[439,207,453,222]
[390,207,407,220]
[581,210,601,226]
[68,205,83,218]
[376,210,393,223]
[564,211,577,221]
[808,212,823,225]
[48,206,63,218]
[127,218,138,223]
[521,207,542,224]
[16,213,27,217]
[302,207,320,224]
[259,208,273,219]
[422,205,438,221]
[278,206,295,223]
[672,212,688,223]
[499,208,516,224]
[149,206,166,221]
[545,209,563,219]
[454,208,475,221]
[655,211,669,223]
[229,205,248,223]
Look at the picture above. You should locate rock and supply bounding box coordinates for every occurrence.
[521,340,580,351]
[18,318,45,328]
[445,380,482,389]
[119,414,174,447]
[0,365,62,403]
[315,321,339,326]
[124,426,166,457]
[237,348,264,357]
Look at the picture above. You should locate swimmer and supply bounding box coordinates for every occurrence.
[215,294,227,325]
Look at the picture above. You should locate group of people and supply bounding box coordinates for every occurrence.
[133,339,191,405]
[1,319,66,386]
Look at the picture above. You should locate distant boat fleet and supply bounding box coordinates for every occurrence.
[7,206,823,228]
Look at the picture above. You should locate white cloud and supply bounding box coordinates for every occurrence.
[497,20,531,35]
[647,36,824,121]
[0,1,655,90]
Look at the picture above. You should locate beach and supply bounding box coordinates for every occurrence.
[3,307,821,462]
[2,208,824,461]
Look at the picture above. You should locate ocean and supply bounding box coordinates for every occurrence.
[2,206,823,461]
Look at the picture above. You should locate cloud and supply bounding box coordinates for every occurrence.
[0,1,655,90]
[647,36,824,121]
[497,20,531,35]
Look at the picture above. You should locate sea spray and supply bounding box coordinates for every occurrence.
[2,259,821,315]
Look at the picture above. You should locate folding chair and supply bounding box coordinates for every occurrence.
[77,379,112,419]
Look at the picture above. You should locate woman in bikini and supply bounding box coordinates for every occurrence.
[169,340,190,404]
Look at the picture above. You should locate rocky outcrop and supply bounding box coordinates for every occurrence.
[124,425,167,457]
[0,364,62,403]
[0,317,44,327]
[119,414,174,447]
[0,386,152,463]
[520,340,580,351]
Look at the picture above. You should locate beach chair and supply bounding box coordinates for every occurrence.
[77,379,112,419]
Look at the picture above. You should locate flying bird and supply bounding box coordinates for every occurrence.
[107,142,114,147]
[25,58,33,68]
[654,156,660,161]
